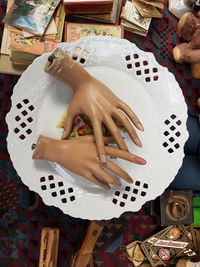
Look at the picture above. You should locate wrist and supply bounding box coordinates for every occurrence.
[73,75,94,92]
[32,135,71,164]
[32,135,49,160]
[45,48,93,91]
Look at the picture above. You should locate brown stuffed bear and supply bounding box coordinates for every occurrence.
[173,11,200,79]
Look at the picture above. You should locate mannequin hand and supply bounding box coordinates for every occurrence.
[33,135,146,189]
[62,77,144,163]
[44,48,144,163]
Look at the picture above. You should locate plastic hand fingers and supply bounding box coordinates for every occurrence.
[62,109,77,139]
[104,117,129,151]
[85,173,110,190]
[118,101,144,132]
[94,168,121,187]
[105,146,146,165]
[75,135,116,145]
[103,136,116,145]
[106,161,133,184]
[113,111,142,148]
[92,120,107,163]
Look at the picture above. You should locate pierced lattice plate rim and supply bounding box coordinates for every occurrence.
[6,36,188,220]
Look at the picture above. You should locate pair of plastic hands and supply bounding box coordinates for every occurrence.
[33,48,146,189]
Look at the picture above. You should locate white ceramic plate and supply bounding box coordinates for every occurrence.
[6,36,188,220]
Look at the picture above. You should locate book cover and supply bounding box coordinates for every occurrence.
[73,0,122,24]
[64,22,124,42]
[64,0,113,14]
[9,32,58,55]
[7,2,65,42]
[3,0,61,36]
[22,17,57,38]
[21,2,65,41]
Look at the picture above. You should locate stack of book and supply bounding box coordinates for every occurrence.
[120,0,164,36]
[0,0,65,74]
[67,0,122,24]
[63,0,164,40]
[63,0,124,42]
[0,0,165,74]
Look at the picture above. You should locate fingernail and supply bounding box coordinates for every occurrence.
[100,154,107,163]
[115,182,122,187]
[134,137,142,148]
[128,177,133,183]
[137,123,144,132]
[102,185,110,190]
[104,185,110,190]
[61,130,66,139]
[134,157,146,165]
[118,181,122,186]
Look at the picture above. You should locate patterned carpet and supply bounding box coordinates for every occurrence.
[0,0,200,266]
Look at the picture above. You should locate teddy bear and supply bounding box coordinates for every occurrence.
[173,11,200,79]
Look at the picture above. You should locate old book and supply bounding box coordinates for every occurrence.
[120,1,151,36]
[9,32,57,65]
[7,2,65,42]
[121,19,148,36]
[64,0,113,14]
[0,54,27,75]
[9,32,58,55]
[10,50,38,65]
[3,0,61,36]
[1,23,11,56]
[121,1,151,31]
[1,0,62,72]
[64,22,124,42]
[139,0,164,9]
[22,18,57,38]
[21,2,65,41]
[53,3,65,42]
[73,0,122,24]
[9,32,58,66]
[1,0,14,56]
[131,0,163,18]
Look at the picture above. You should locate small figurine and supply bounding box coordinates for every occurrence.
[173,11,200,79]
